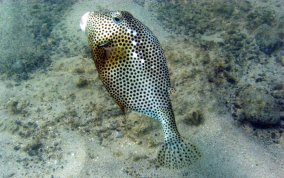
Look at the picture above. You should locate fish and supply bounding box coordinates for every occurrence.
[80,10,201,169]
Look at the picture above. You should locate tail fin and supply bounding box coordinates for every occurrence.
[157,137,201,169]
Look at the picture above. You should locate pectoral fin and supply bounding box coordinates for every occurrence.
[98,40,114,60]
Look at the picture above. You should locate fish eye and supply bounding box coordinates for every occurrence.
[113,16,122,24]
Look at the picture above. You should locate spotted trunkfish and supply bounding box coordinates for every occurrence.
[80,10,201,169]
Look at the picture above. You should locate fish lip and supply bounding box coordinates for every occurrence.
[98,40,113,48]
[80,12,90,32]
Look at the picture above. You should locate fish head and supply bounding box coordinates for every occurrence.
[80,10,149,73]
[80,11,140,52]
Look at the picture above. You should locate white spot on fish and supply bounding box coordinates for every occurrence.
[127,28,131,34]
[133,30,137,36]
[141,59,145,63]
[132,52,138,58]
[132,41,137,46]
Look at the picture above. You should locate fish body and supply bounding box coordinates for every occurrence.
[81,10,201,168]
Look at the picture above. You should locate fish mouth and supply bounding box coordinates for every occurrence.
[80,12,90,32]
[98,40,112,48]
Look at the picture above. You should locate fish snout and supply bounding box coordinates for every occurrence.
[80,12,90,32]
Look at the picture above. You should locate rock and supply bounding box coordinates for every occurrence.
[254,128,281,143]
[6,99,28,115]
[237,0,252,12]
[236,87,281,125]
[76,77,89,88]
[214,1,235,18]
[280,112,284,121]
[254,24,283,55]
[280,56,284,66]
[183,110,204,126]
[280,120,284,128]
[247,7,276,30]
